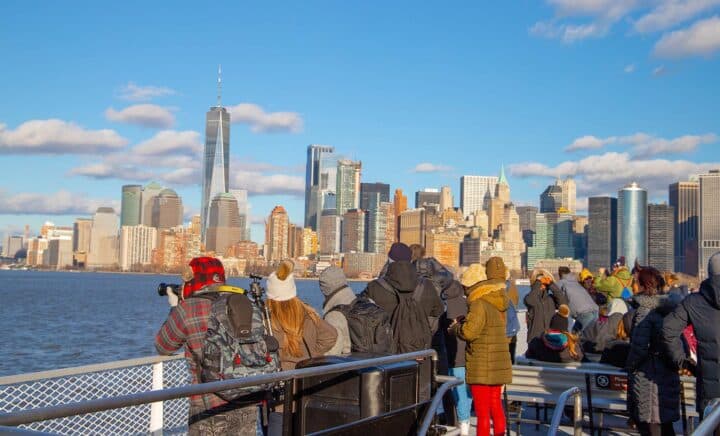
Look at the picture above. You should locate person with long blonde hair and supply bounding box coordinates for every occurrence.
[266,260,338,370]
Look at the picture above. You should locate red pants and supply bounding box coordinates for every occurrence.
[470,384,505,436]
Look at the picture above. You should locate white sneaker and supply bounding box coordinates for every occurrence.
[460,421,470,436]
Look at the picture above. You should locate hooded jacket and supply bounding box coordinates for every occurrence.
[361,260,444,331]
[626,294,680,424]
[581,312,624,354]
[558,273,599,318]
[526,331,584,363]
[595,267,633,300]
[662,274,720,412]
[319,267,356,356]
[442,279,468,367]
[524,272,568,343]
[451,279,512,385]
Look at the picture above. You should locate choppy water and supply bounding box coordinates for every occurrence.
[0,270,530,377]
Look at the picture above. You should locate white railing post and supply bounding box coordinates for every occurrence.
[149,361,164,436]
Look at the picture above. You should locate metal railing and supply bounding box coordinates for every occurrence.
[0,355,188,435]
[417,374,463,436]
[0,350,437,435]
[695,399,720,436]
[547,387,582,436]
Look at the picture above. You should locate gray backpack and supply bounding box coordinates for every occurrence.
[199,292,280,400]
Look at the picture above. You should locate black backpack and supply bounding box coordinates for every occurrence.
[376,278,432,353]
[327,296,395,354]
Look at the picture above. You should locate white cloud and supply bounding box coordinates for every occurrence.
[0,119,127,154]
[118,82,176,101]
[134,130,202,156]
[413,163,453,173]
[0,189,119,216]
[232,171,305,196]
[652,65,668,75]
[547,0,639,19]
[105,104,175,128]
[624,63,636,73]
[70,163,154,181]
[530,21,611,42]
[654,15,720,57]
[227,103,303,133]
[510,151,720,197]
[634,0,720,33]
[565,132,717,155]
[530,0,638,42]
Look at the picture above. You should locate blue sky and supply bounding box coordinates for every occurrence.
[1,1,719,244]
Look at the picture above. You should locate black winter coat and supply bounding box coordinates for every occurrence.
[442,280,467,368]
[581,313,624,354]
[626,294,680,424]
[524,281,568,343]
[662,275,720,412]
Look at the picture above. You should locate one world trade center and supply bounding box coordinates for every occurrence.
[201,66,230,243]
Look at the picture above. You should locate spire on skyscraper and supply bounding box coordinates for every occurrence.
[498,164,509,186]
[217,64,222,107]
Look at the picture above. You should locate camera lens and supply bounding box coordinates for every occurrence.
[157,283,168,297]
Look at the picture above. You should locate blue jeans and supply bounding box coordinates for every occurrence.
[448,367,472,422]
[574,310,599,332]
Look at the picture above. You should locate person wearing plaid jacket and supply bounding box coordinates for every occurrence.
[155,257,259,435]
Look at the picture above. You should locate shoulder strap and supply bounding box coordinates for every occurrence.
[215,285,247,295]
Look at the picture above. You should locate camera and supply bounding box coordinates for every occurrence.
[157,283,181,297]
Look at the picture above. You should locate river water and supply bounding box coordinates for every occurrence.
[0,270,529,377]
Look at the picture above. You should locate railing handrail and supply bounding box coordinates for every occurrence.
[417,375,463,436]
[695,398,720,435]
[548,386,583,436]
[0,355,184,385]
[0,349,436,427]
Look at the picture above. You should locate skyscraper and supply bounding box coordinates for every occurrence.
[488,165,511,235]
[266,206,289,262]
[561,178,577,214]
[304,145,337,230]
[359,182,390,211]
[440,186,453,212]
[365,192,385,254]
[230,188,250,240]
[399,208,425,246]
[120,185,142,226]
[699,169,720,279]
[526,212,575,271]
[318,211,342,255]
[205,194,242,255]
[393,189,407,217]
[201,67,230,242]
[72,218,92,254]
[336,159,361,217]
[119,225,157,271]
[141,182,163,226]
[87,207,119,268]
[152,189,183,230]
[540,182,563,213]
[517,206,538,248]
[342,209,366,253]
[587,197,618,271]
[648,204,674,272]
[669,181,699,275]
[618,182,648,265]
[460,175,498,217]
[415,188,441,210]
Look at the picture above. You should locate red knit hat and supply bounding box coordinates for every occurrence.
[182,257,226,299]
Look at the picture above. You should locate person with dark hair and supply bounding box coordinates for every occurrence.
[524,268,568,343]
[558,266,599,332]
[626,267,680,436]
[378,242,412,277]
[662,252,720,420]
[409,243,426,263]
[526,306,585,363]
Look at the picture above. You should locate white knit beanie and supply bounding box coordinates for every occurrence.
[266,260,297,301]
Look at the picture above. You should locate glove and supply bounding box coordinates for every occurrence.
[167,287,179,307]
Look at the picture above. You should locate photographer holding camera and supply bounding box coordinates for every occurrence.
[156,256,272,435]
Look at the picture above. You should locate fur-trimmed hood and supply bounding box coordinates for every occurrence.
[531,268,554,284]
[466,278,508,312]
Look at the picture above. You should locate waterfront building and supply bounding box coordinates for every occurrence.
[119,225,157,271]
[226,240,260,260]
[540,182,563,213]
[526,212,575,271]
[365,193,386,254]
[46,238,73,269]
[87,207,119,269]
[669,181,699,275]
[230,189,251,241]
[265,205,289,262]
[301,227,318,258]
[120,185,142,226]
[152,189,183,231]
[648,203,675,272]
[381,202,396,253]
[415,188,441,211]
[399,208,425,246]
[342,209,366,253]
[206,194,242,256]
[335,159,361,217]
[699,170,720,279]
[318,211,342,255]
[189,215,201,236]
[618,182,648,266]
[2,235,23,258]
[154,226,201,271]
[26,238,48,266]
[587,197,618,271]
[141,182,163,227]
[343,252,387,279]
[360,182,390,211]
[426,226,464,269]
[304,144,337,230]
[73,218,92,266]
[440,186,453,212]
[287,224,302,259]
[460,175,498,217]
[201,69,230,243]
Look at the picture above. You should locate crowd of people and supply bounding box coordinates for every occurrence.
[154,247,720,436]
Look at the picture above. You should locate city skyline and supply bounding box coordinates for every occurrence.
[1,3,720,245]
